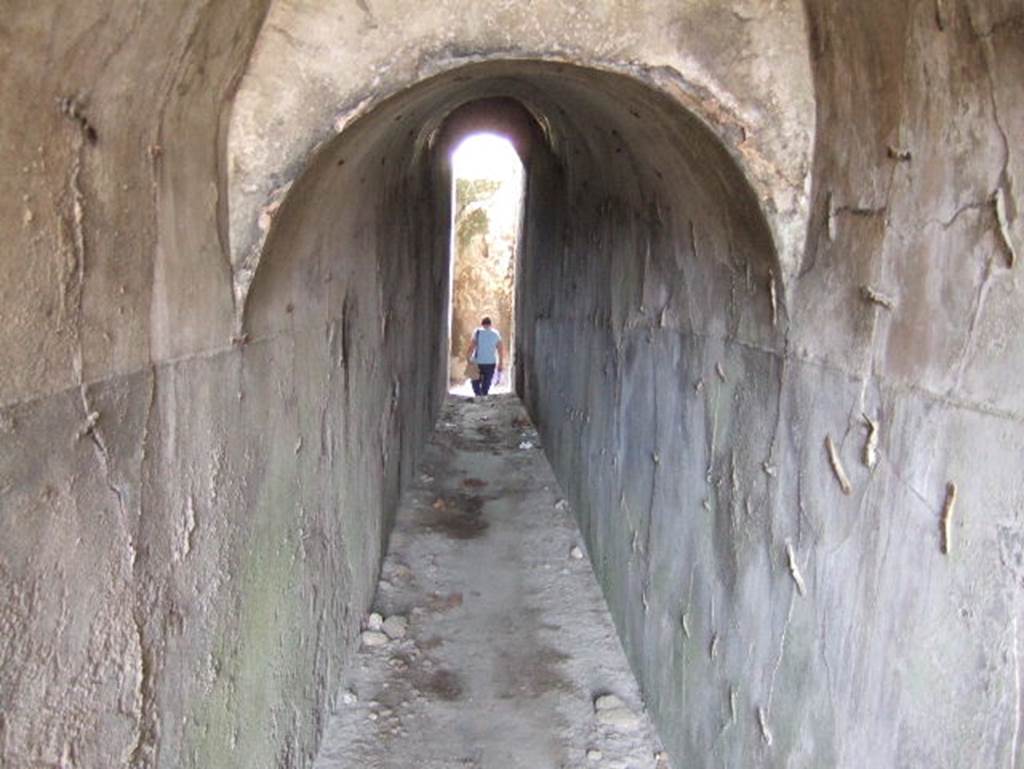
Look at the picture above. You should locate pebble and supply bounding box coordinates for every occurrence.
[341,689,358,705]
[382,615,409,639]
[596,707,641,729]
[570,545,584,560]
[367,612,384,630]
[586,748,603,761]
[594,694,626,711]
[361,630,389,647]
[594,694,641,729]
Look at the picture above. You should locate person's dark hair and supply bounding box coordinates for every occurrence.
[481,317,492,326]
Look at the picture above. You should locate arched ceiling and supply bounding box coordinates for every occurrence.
[225,0,814,313]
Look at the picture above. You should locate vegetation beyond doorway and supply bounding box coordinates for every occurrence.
[448,133,524,393]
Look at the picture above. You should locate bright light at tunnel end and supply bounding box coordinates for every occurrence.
[452,132,521,180]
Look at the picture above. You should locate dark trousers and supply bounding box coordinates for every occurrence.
[472,364,496,396]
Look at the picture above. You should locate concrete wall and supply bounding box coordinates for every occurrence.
[0,2,449,767]
[518,2,1024,767]
[225,0,814,293]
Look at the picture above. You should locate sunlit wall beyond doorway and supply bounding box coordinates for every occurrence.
[447,133,524,395]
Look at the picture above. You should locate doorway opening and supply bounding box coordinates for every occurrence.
[447,132,524,396]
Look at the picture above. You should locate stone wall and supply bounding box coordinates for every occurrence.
[0,3,449,767]
[518,2,1024,767]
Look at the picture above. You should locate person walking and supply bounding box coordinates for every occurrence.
[466,317,504,397]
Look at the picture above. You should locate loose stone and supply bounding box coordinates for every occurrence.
[594,694,641,729]
[361,630,389,647]
[594,694,626,711]
[382,615,409,639]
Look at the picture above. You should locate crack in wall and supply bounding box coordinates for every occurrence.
[58,111,132,523]
[950,253,996,396]
[762,588,796,744]
[979,21,1018,265]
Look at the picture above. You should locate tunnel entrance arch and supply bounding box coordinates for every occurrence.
[242,58,784,387]
[235,58,789,326]
[239,59,786,767]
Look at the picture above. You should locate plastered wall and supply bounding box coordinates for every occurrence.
[1,2,449,767]
[518,2,1024,767]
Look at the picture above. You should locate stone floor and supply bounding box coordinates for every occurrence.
[313,394,670,769]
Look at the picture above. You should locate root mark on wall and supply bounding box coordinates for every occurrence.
[825,435,852,495]
[940,481,958,555]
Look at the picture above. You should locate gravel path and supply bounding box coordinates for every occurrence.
[314,394,670,769]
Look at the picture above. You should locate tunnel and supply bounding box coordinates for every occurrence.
[2,2,1023,769]
[241,58,782,759]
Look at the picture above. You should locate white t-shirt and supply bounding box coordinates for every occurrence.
[473,327,501,365]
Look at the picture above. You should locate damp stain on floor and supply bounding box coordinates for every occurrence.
[313,394,670,769]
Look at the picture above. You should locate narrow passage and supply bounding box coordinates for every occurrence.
[314,395,669,769]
